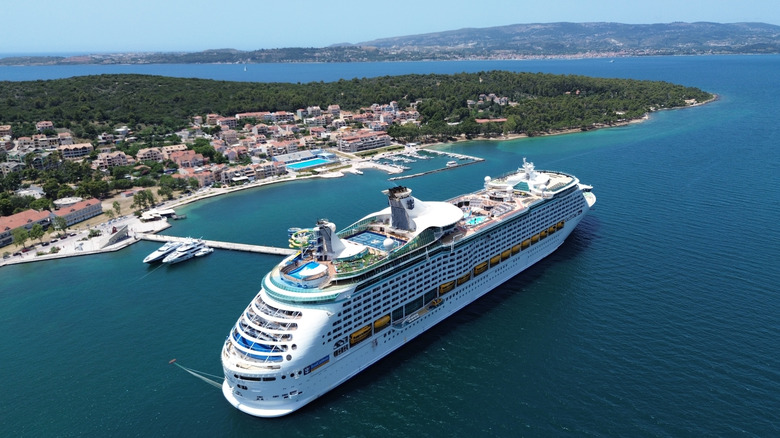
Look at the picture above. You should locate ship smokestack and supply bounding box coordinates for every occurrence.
[383,186,415,232]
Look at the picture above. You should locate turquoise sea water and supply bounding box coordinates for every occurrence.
[2,56,779,437]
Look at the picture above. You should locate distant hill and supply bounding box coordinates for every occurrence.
[351,22,780,56]
[2,22,778,66]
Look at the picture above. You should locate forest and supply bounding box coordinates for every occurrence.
[0,71,713,141]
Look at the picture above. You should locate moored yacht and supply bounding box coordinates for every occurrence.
[162,239,207,264]
[143,241,182,263]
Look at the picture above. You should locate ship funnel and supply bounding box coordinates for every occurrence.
[382,186,415,232]
[315,219,346,260]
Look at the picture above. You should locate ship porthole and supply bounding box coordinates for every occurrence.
[291,344,297,350]
[286,355,292,361]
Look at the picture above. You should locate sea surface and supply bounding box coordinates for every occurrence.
[1,56,779,437]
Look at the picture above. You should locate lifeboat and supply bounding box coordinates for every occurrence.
[501,249,511,260]
[373,315,390,331]
[521,239,531,249]
[349,325,372,346]
[473,261,488,276]
[490,254,502,267]
[512,244,521,254]
[438,281,456,294]
[457,272,471,285]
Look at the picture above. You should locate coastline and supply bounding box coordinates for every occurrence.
[1,96,717,269]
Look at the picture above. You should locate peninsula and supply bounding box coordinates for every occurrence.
[0,71,713,259]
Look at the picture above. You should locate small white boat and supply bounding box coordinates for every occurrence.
[163,239,207,264]
[194,246,214,257]
[446,160,458,168]
[143,241,182,263]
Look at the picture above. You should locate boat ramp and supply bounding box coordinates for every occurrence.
[137,233,296,256]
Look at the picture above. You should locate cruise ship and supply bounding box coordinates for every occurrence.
[221,159,596,417]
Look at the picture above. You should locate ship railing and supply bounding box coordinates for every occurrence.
[254,296,303,319]
[246,308,298,332]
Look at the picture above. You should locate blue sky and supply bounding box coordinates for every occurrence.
[2,0,778,54]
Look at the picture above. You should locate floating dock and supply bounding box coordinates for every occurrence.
[137,233,296,256]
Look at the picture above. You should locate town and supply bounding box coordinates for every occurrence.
[1,93,516,258]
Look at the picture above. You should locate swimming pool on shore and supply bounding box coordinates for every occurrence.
[286,158,332,170]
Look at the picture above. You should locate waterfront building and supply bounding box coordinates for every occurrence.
[337,130,392,153]
[0,209,52,247]
[53,198,103,227]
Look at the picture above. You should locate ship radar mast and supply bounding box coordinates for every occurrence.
[521,157,536,180]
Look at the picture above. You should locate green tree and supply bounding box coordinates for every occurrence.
[105,210,115,220]
[112,200,121,216]
[157,185,173,200]
[29,197,53,211]
[12,227,29,249]
[29,223,45,244]
[52,215,68,236]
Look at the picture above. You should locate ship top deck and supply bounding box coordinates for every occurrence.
[266,160,580,302]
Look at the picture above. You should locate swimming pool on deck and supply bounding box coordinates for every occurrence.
[465,216,488,226]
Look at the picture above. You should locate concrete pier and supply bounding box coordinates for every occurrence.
[137,233,296,256]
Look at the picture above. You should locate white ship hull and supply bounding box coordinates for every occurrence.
[221,160,594,417]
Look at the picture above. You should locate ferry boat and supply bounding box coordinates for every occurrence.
[221,158,596,417]
[162,239,206,264]
[142,241,181,263]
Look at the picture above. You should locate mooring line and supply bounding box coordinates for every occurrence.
[169,359,223,389]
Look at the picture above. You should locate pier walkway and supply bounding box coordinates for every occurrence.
[137,233,296,256]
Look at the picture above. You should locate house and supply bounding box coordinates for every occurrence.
[136,147,163,162]
[36,121,54,132]
[216,117,237,129]
[0,161,24,176]
[53,198,103,227]
[0,125,12,137]
[0,209,52,247]
[173,167,215,187]
[57,132,73,145]
[169,150,204,168]
[58,143,94,160]
[93,151,131,170]
[160,144,188,160]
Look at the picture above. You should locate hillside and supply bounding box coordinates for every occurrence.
[1,22,778,66]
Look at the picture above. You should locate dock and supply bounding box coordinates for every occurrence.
[137,233,296,256]
[388,159,483,181]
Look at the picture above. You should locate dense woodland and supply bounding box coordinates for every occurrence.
[0,71,712,216]
[0,71,712,139]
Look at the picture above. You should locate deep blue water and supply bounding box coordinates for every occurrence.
[1,56,779,437]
